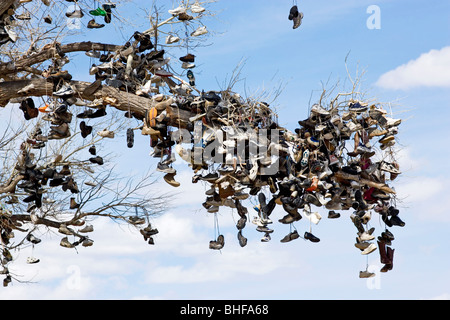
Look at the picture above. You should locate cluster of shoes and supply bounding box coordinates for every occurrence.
[139,223,159,245]
[88,2,116,26]
[1,200,44,285]
[141,82,404,277]
[58,223,94,249]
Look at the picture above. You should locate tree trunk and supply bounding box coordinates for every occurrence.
[0,0,16,16]
[0,78,197,126]
[0,42,124,76]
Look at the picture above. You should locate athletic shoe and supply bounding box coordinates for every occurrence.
[191,26,208,37]
[304,231,320,243]
[280,230,299,243]
[26,257,40,264]
[191,2,206,13]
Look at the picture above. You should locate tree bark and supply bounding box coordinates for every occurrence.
[0,41,124,76]
[0,78,196,127]
[0,0,16,17]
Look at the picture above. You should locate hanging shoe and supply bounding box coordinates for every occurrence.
[70,197,79,209]
[328,210,341,219]
[102,3,116,23]
[88,145,96,155]
[261,233,271,242]
[191,26,208,37]
[280,230,300,243]
[163,172,180,187]
[304,231,320,243]
[180,53,195,63]
[44,15,52,24]
[26,233,41,244]
[89,156,104,165]
[209,240,223,250]
[178,12,194,21]
[66,7,84,18]
[157,162,176,174]
[60,237,75,248]
[58,224,73,235]
[168,6,186,15]
[293,11,304,29]
[361,242,377,255]
[126,128,134,148]
[380,247,394,272]
[80,121,93,138]
[191,2,206,13]
[87,19,105,29]
[359,270,376,278]
[97,129,114,138]
[79,225,94,233]
[237,230,247,247]
[165,34,180,44]
[288,5,299,20]
[82,238,94,247]
[26,257,40,264]
[89,8,107,17]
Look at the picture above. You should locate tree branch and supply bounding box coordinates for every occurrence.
[0,41,124,76]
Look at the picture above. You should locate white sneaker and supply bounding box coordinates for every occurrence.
[97,129,115,138]
[310,103,329,115]
[165,34,180,44]
[361,243,377,255]
[168,6,186,15]
[149,58,170,69]
[252,217,265,227]
[191,26,208,37]
[384,116,402,127]
[79,225,94,233]
[358,231,375,242]
[207,206,219,213]
[191,2,206,13]
[26,257,40,264]
[380,162,401,174]
[155,69,173,77]
[181,62,195,69]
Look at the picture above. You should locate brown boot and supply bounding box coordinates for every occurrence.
[70,197,79,209]
[377,240,390,265]
[380,246,394,272]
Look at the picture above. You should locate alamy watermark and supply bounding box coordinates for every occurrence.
[66,4,82,30]
[365,264,382,290]
[367,5,381,30]
[66,264,82,290]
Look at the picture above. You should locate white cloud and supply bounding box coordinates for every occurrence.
[376,46,450,90]
[430,293,450,300]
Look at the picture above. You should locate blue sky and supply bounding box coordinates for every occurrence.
[1,0,450,300]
